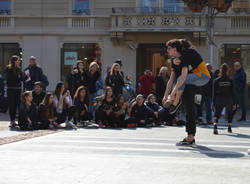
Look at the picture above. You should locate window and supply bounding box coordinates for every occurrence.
[164,0,180,13]
[73,0,90,15]
[141,0,158,14]
[61,43,101,81]
[0,43,21,75]
[233,0,249,9]
[0,0,11,15]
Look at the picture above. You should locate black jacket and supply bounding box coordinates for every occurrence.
[73,98,89,113]
[213,76,236,105]
[233,67,246,94]
[130,104,154,120]
[5,67,24,89]
[86,71,101,94]
[202,71,214,97]
[155,76,168,104]
[73,70,88,90]
[24,65,43,90]
[106,72,124,97]
[32,90,46,107]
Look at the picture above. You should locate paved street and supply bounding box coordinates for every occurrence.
[0,120,250,184]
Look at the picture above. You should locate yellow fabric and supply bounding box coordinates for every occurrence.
[192,61,211,78]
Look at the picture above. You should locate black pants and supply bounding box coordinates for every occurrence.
[95,108,115,127]
[7,89,21,121]
[214,101,234,123]
[55,106,75,124]
[113,113,127,128]
[74,111,93,123]
[183,85,196,136]
[18,112,43,130]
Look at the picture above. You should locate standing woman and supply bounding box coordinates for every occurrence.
[87,61,101,114]
[73,60,88,95]
[106,63,124,98]
[18,91,38,130]
[73,86,93,126]
[5,55,24,127]
[156,66,169,105]
[53,82,76,129]
[213,63,236,134]
[38,93,58,129]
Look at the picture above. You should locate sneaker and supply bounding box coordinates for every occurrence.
[49,123,54,129]
[163,96,173,108]
[169,99,182,114]
[66,121,77,129]
[52,122,62,129]
[176,138,195,146]
[237,118,246,122]
[213,125,218,135]
[9,121,18,128]
[228,126,232,133]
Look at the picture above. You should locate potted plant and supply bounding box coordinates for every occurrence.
[183,0,208,12]
[209,0,233,11]
[218,0,233,12]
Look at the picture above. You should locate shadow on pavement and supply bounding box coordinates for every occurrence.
[178,144,245,158]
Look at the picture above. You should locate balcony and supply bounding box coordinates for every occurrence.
[111,7,206,33]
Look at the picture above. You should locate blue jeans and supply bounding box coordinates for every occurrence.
[203,95,212,122]
[89,92,97,115]
[179,73,210,91]
[236,91,246,119]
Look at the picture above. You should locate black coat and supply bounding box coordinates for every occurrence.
[86,71,101,94]
[24,65,43,90]
[5,67,24,89]
[32,90,46,107]
[73,70,88,91]
[106,72,124,97]
[155,76,168,104]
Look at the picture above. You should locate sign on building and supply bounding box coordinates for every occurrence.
[64,52,78,66]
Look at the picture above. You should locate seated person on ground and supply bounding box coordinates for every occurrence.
[38,93,58,129]
[73,86,93,126]
[95,86,116,128]
[32,81,46,108]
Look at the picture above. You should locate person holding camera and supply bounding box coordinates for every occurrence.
[53,82,76,129]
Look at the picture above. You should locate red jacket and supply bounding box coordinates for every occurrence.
[138,74,155,96]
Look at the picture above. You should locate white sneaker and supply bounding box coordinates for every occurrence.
[66,121,77,129]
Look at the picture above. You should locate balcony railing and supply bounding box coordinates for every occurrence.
[0,16,13,28]
[72,9,90,16]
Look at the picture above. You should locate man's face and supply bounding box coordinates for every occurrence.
[35,85,42,94]
[30,59,36,66]
[234,63,241,71]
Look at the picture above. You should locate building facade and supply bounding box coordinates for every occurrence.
[0,0,250,106]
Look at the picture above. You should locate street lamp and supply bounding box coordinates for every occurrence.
[183,0,233,65]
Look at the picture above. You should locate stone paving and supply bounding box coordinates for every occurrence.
[0,110,250,184]
[0,120,250,184]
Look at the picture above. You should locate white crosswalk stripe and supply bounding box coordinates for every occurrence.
[1,128,249,159]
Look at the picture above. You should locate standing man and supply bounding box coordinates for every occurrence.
[24,56,43,91]
[202,63,214,124]
[233,62,247,121]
